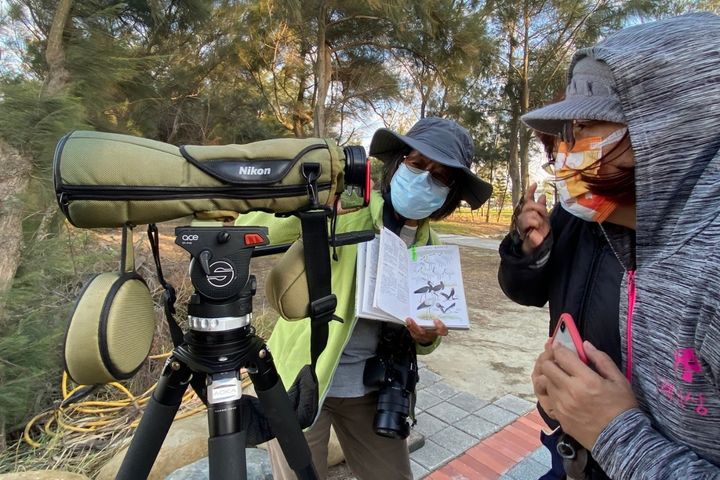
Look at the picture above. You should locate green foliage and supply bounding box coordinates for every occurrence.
[0,81,87,168]
[0,229,117,432]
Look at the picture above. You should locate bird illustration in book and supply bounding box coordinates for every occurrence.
[414,281,458,318]
[436,302,455,313]
[441,288,457,300]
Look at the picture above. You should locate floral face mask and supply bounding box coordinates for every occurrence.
[555,128,627,223]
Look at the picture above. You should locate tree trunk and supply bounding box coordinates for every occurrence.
[41,0,73,97]
[312,3,331,137]
[519,127,531,195]
[507,109,522,207]
[293,70,310,137]
[519,3,531,195]
[504,19,522,207]
[0,141,31,316]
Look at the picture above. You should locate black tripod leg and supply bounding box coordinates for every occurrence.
[208,425,247,479]
[251,349,318,480]
[206,371,248,480]
[116,359,191,480]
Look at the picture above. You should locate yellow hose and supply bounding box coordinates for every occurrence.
[20,355,233,449]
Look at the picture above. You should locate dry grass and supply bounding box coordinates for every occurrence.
[435,206,512,238]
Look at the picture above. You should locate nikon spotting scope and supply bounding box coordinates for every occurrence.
[54,130,370,228]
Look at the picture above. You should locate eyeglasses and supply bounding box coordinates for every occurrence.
[561,119,600,150]
[541,157,556,176]
[403,153,456,188]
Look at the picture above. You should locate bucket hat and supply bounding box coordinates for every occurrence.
[369,117,493,208]
[522,56,625,135]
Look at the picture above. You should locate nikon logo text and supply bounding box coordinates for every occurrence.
[238,166,272,175]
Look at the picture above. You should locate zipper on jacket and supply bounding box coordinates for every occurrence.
[625,270,637,381]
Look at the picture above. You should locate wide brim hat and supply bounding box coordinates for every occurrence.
[369,117,493,209]
[522,56,626,136]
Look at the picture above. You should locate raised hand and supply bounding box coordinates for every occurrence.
[515,182,550,256]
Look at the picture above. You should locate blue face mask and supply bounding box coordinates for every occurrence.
[390,163,450,220]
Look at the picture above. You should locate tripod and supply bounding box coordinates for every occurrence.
[116,225,318,480]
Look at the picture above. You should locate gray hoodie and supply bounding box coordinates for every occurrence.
[572,13,720,478]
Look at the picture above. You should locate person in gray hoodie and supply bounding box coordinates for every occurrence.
[522,13,720,479]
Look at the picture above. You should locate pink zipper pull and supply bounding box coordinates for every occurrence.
[626,270,637,381]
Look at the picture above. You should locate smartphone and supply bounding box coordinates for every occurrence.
[551,313,588,364]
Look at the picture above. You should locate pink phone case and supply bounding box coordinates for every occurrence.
[551,313,588,364]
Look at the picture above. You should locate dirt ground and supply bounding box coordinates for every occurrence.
[419,245,547,402]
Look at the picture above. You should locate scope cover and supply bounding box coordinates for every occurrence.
[54,131,346,228]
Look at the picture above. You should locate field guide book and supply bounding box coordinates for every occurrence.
[355,227,469,330]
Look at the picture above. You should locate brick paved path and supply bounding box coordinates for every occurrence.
[409,363,551,480]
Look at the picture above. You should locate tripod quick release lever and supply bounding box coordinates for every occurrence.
[199,250,212,275]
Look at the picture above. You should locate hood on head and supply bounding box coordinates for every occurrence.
[572,13,720,265]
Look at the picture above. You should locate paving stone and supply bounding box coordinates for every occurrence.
[428,425,478,456]
[410,439,455,471]
[413,412,447,437]
[408,429,426,453]
[423,381,459,400]
[426,401,470,424]
[528,445,552,467]
[475,404,518,427]
[416,368,442,389]
[453,414,499,439]
[447,391,489,413]
[410,459,429,480]
[494,394,536,415]
[415,389,443,412]
[166,449,271,479]
[503,457,550,480]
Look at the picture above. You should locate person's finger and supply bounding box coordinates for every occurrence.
[405,317,422,336]
[526,229,548,249]
[539,355,573,390]
[518,211,544,235]
[533,373,550,397]
[433,319,449,337]
[552,343,595,377]
[532,346,554,380]
[523,182,538,204]
[406,318,433,343]
[584,341,627,382]
[522,200,549,219]
[538,194,547,207]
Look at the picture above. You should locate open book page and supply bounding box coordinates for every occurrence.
[356,236,399,323]
[408,245,469,330]
[374,227,411,323]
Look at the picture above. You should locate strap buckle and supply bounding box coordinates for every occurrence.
[310,294,337,321]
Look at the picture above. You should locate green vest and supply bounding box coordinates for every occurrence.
[236,191,441,410]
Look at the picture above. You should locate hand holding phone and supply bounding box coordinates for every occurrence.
[551,313,588,364]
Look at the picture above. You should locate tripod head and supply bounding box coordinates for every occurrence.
[176,225,268,318]
[170,226,273,377]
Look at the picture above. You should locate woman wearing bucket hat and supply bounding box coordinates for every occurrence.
[257,117,492,479]
[519,13,720,479]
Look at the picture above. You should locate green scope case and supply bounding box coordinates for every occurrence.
[54,130,346,228]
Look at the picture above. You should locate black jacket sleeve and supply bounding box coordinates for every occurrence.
[497,207,562,307]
